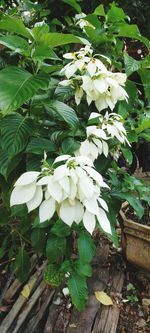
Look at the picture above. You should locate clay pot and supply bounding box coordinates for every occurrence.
[120,210,150,271]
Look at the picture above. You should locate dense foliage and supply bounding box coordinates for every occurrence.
[0,1,150,310]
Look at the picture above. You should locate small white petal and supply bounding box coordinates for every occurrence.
[93,78,108,94]
[69,180,77,200]
[89,112,100,120]
[10,183,36,206]
[54,155,70,164]
[59,176,70,194]
[65,63,77,78]
[87,60,96,76]
[75,156,94,167]
[53,165,67,181]
[102,141,109,157]
[79,140,91,156]
[14,172,40,186]
[59,200,75,226]
[27,186,43,212]
[48,180,63,203]
[74,200,84,224]
[39,197,56,222]
[83,166,103,184]
[97,208,111,234]
[37,176,52,185]
[83,210,96,234]
[98,198,108,212]
[84,198,99,214]
[63,52,76,59]
[78,177,94,199]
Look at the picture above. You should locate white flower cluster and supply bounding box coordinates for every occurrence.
[60,46,128,112]
[10,155,111,235]
[77,112,129,162]
[74,13,96,31]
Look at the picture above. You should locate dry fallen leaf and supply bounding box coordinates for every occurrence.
[21,284,30,298]
[95,291,113,305]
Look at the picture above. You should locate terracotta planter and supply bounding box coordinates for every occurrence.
[120,210,150,271]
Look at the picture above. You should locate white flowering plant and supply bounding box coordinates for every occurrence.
[0,2,150,310]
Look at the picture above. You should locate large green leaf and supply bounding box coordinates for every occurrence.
[51,219,71,237]
[46,235,66,263]
[124,52,141,77]
[32,44,60,61]
[0,67,49,114]
[62,0,81,13]
[1,114,34,157]
[139,69,150,107]
[94,4,105,16]
[31,228,46,254]
[77,231,95,263]
[0,15,31,39]
[15,248,30,283]
[107,2,127,22]
[118,24,150,49]
[39,32,85,48]
[46,100,79,128]
[114,192,144,219]
[0,35,30,56]
[62,137,80,154]
[0,147,22,179]
[67,274,88,310]
[26,137,56,155]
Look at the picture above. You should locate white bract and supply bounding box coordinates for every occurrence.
[10,156,111,236]
[76,112,129,162]
[60,46,128,111]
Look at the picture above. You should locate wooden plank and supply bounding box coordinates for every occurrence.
[12,281,46,333]
[23,287,55,333]
[2,254,38,303]
[93,271,124,333]
[66,268,110,333]
[43,292,63,333]
[0,263,45,333]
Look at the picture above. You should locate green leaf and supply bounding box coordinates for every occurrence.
[39,32,85,48]
[32,44,60,61]
[26,137,56,155]
[0,147,22,179]
[124,52,141,77]
[51,219,71,237]
[62,0,81,13]
[107,2,127,22]
[77,231,95,263]
[0,35,30,56]
[31,228,46,254]
[26,155,42,171]
[121,147,133,165]
[46,100,79,128]
[118,24,150,49]
[67,274,88,310]
[0,15,31,38]
[94,4,105,16]
[116,193,144,219]
[0,67,49,113]
[62,137,80,154]
[1,114,33,157]
[76,260,92,277]
[46,235,66,263]
[31,23,49,41]
[15,248,30,283]
[139,69,150,107]
[137,117,150,133]
[44,263,63,287]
